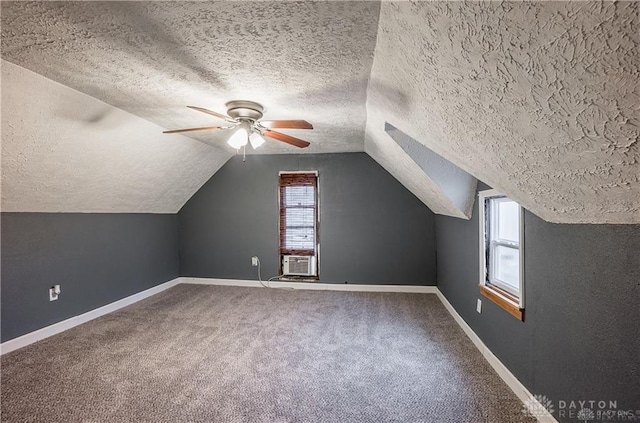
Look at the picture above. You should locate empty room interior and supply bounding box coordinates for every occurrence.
[1,1,639,422]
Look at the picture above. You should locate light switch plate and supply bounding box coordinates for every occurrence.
[476,299,482,313]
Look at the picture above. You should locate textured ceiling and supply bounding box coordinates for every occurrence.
[2,61,230,213]
[2,1,639,222]
[366,1,639,224]
[1,1,380,154]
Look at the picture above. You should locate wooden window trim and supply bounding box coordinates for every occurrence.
[479,284,524,321]
[278,173,318,256]
[478,189,525,321]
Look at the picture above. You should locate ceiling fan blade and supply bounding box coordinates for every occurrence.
[262,130,311,148]
[187,106,236,123]
[260,120,313,129]
[163,125,228,134]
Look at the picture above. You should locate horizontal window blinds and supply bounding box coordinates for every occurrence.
[279,173,317,256]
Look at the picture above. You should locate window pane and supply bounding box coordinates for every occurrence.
[496,199,519,243]
[284,227,315,250]
[284,186,315,207]
[494,245,519,290]
[286,208,315,227]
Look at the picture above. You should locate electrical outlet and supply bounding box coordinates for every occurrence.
[251,256,259,266]
[476,299,482,314]
[49,284,61,301]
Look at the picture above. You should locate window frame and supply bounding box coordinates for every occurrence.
[478,189,525,320]
[278,171,319,278]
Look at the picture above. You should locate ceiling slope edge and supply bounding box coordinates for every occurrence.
[364,1,639,225]
[385,123,477,219]
[363,109,471,219]
[1,60,232,214]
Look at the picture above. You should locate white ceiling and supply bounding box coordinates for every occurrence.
[366,1,639,223]
[1,1,638,222]
[2,61,230,213]
[1,1,380,154]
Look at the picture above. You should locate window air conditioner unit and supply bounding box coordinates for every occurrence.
[283,255,317,277]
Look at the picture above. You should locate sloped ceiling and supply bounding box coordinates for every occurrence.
[2,1,638,222]
[1,1,380,213]
[366,1,639,224]
[1,1,380,155]
[1,61,230,213]
[385,123,477,219]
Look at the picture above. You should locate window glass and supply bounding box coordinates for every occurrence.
[284,227,315,250]
[493,245,519,290]
[279,173,318,257]
[496,199,519,243]
[480,190,524,317]
[283,186,315,207]
[285,208,315,227]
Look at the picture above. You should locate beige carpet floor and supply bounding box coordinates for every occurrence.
[1,284,536,422]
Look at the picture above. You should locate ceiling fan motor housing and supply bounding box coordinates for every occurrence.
[225,100,264,121]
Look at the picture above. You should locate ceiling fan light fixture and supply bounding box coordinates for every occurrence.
[227,127,248,149]
[164,102,312,149]
[249,132,265,149]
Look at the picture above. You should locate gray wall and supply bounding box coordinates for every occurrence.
[435,184,640,419]
[1,213,179,342]
[179,153,436,285]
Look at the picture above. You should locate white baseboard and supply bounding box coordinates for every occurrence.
[0,275,555,423]
[1,278,434,355]
[435,290,558,423]
[0,278,180,355]
[193,278,554,422]
[180,277,438,293]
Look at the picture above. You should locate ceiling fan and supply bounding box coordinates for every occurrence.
[163,100,313,150]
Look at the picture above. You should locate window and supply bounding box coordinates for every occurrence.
[279,171,318,277]
[479,189,524,320]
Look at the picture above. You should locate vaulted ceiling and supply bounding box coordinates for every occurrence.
[2,1,638,222]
